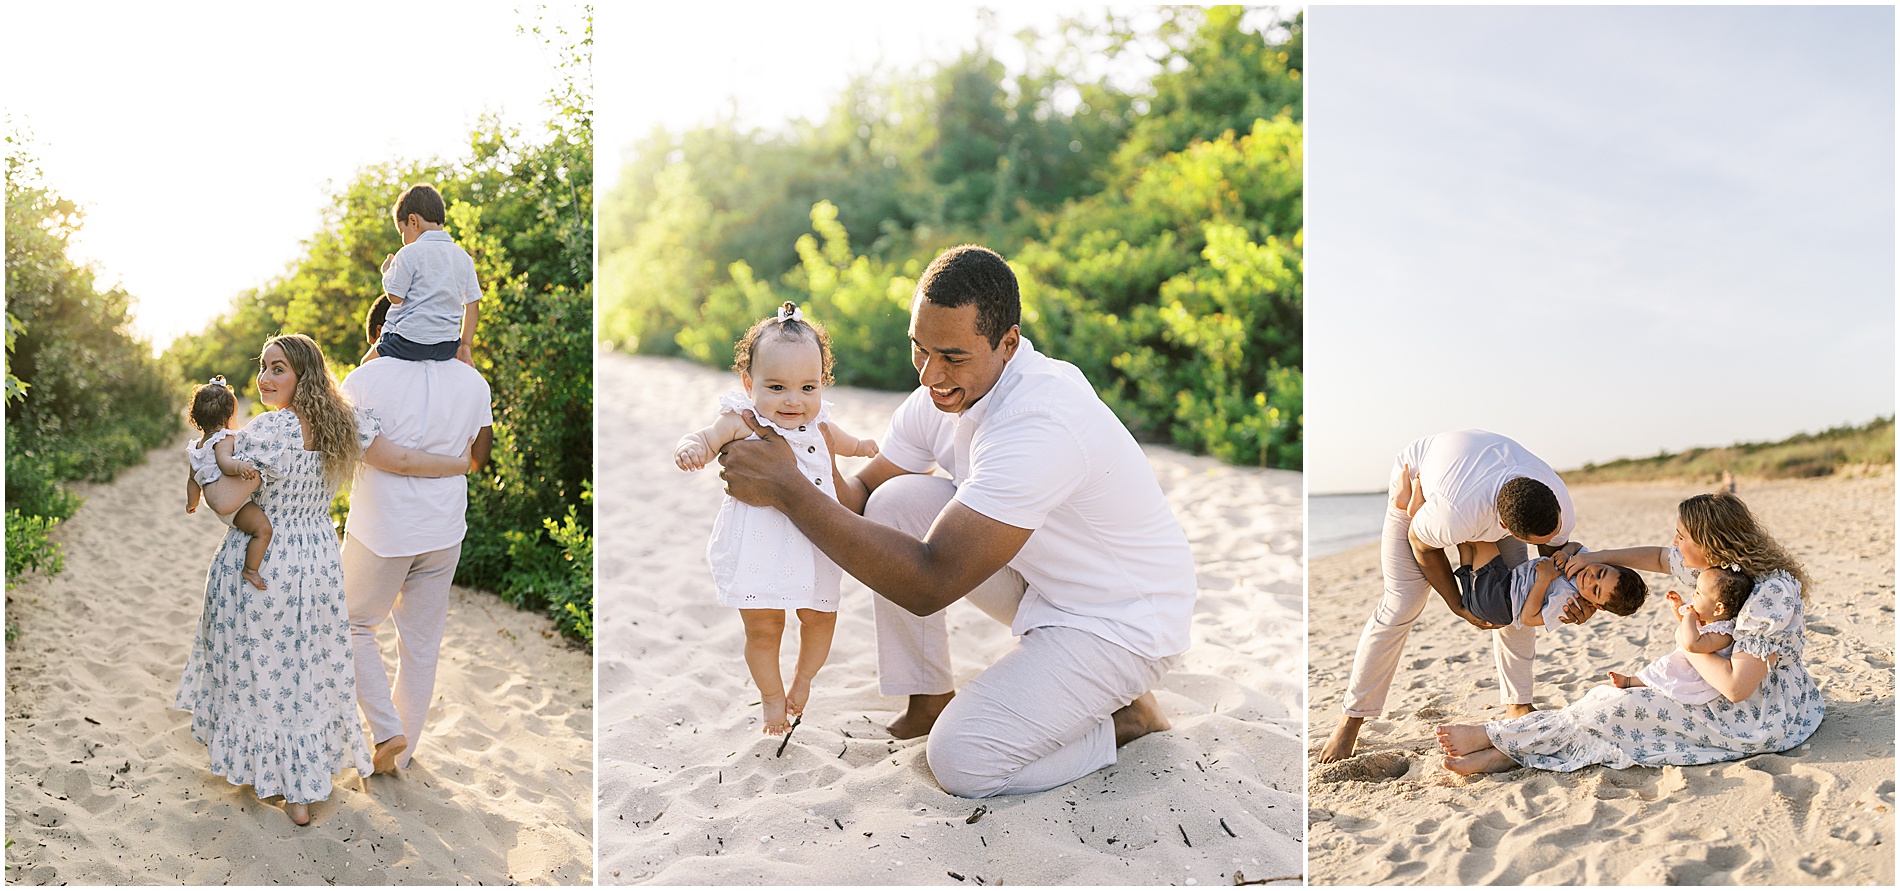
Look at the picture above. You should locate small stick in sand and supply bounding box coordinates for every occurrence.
[1232,872,1303,885]
[1179,824,1193,847]
[774,716,802,757]
[966,806,988,824]
[1221,817,1237,837]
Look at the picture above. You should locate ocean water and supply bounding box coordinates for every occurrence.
[1309,492,1389,559]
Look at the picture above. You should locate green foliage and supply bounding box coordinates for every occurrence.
[5,132,178,589]
[161,10,594,642]
[602,8,1303,468]
[488,489,593,644]
[1567,417,1895,485]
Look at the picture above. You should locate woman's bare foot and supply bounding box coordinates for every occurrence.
[886,691,954,739]
[242,567,269,590]
[761,692,791,735]
[786,675,813,718]
[1317,716,1364,763]
[1112,691,1171,747]
[1444,748,1518,776]
[1434,722,1494,756]
[286,801,311,825]
[372,735,408,775]
[1608,671,1643,689]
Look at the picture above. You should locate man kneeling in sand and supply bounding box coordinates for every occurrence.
[719,245,1197,798]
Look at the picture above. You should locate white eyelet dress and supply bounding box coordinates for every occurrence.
[706,392,843,612]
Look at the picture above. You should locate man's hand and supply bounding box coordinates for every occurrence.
[1558,596,1598,625]
[1449,603,1503,631]
[718,410,799,509]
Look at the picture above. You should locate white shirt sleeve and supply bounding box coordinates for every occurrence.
[879,389,941,474]
[954,410,1088,531]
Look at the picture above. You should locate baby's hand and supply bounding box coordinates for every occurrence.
[675,440,708,472]
[858,438,880,460]
[232,461,259,481]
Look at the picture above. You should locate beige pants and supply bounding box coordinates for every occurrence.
[866,474,1174,798]
[1341,460,1535,717]
[342,534,461,768]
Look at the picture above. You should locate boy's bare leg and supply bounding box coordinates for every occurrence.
[1445,748,1518,776]
[233,503,273,590]
[740,609,791,734]
[1318,715,1365,762]
[1608,671,1645,689]
[1434,722,1495,756]
[1465,539,1501,569]
[787,608,838,717]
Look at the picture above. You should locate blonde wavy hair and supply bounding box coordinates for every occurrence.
[1678,493,1812,597]
[262,334,361,489]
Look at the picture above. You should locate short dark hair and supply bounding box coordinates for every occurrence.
[365,295,391,347]
[1702,567,1754,618]
[1599,566,1648,616]
[1497,477,1561,539]
[189,377,236,435]
[915,244,1020,348]
[393,183,447,226]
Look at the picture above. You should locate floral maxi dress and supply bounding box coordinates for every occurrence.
[174,408,376,803]
[1485,547,1824,770]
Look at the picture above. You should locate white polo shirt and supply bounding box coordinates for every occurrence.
[340,357,493,557]
[880,338,1197,659]
[1400,429,1575,550]
[382,230,482,345]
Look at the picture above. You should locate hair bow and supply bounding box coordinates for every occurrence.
[207,375,231,390]
[777,304,804,323]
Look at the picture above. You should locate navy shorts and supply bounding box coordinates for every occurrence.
[376,332,459,361]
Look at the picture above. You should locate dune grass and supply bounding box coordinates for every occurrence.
[1565,417,1893,485]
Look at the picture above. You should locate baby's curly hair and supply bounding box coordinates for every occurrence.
[1700,566,1754,619]
[732,302,834,385]
[188,377,236,435]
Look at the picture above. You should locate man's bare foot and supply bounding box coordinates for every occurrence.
[1503,703,1535,719]
[1444,748,1518,776]
[372,735,407,775]
[787,675,814,718]
[761,692,791,735]
[1112,691,1171,747]
[242,568,268,590]
[1434,723,1493,756]
[886,691,954,740]
[1608,671,1642,689]
[286,801,311,825]
[1317,716,1364,763]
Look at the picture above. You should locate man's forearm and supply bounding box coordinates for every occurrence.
[1413,542,1462,609]
[775,478,968,616]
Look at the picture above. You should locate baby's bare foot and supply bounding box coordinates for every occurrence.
[786,675,814,718]
[242,568,269,591]
[1608,671,1642,689]
[761,693,791,735]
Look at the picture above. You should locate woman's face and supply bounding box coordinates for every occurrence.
[257,344,298,410]
[1673,517,1710,570]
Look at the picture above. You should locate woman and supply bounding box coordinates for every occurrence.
[174,334,470,824]
[1435,492,1823,774]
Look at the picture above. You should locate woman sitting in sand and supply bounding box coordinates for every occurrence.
[1435,492,1822,774]
[175,334,471,825]
[674,303,879,735]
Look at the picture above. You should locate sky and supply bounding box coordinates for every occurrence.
[4,0,586,350]
[1306,5,1894,493]
[596,4,1202,192]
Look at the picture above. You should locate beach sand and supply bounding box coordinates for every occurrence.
[4,436,594,885]
[1307,472,1895,885]
[596,353,1304,885]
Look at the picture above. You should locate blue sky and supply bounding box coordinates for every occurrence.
[1306,5,1894,493]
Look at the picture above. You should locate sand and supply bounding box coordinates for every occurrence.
[1307,472,1895,885]
[595,353,1304,885]
[4,433,594,885]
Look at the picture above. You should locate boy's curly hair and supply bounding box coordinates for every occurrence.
[732,302,834,385]
[1600,566,1648,617]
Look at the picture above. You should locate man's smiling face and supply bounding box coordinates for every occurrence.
[908,297,1018,414]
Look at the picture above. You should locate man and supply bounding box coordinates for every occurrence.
[340,313,493,774]
[1317,429,1575,763]
[719,245,1197,799]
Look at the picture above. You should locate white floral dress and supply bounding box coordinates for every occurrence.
[174,408,377,803]
[706,392,843,611]
[1485,547,1823,770]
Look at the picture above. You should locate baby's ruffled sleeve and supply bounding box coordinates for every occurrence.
[1731,571,1804,663]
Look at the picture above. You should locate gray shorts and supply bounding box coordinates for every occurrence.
[1455,556,1516,627]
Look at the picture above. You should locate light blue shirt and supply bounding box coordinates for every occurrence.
[382,230,481,345]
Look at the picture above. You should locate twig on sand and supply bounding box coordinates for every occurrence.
[1220,817,1236,837]
[1179,824,1192,847]
[966,806,988,824]
[775,716,802,757]
[1233,871,1302,885]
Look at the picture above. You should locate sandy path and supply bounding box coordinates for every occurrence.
[1307,473,1895,885]
[595,353,1304,885]
[5,438,594,885]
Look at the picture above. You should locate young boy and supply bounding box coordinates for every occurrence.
[365,183,481,365]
